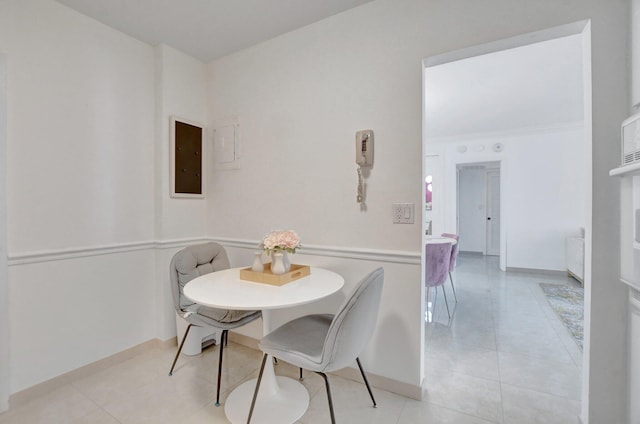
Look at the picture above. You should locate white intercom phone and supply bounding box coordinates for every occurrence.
[356,129,374,167]
[355,130,374,203]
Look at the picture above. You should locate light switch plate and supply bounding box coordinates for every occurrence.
[393,203,415,224]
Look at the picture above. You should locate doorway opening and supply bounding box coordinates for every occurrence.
[457,162,501,257]
[420,21,592,418]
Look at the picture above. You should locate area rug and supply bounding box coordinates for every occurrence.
[539,283,584,350]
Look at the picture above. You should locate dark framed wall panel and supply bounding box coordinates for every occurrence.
[170,117,205,198]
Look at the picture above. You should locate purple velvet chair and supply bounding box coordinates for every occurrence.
[441,233,460,302]
[425,241,453,319]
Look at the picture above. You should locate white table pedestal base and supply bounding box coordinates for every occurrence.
[225,371,309,423]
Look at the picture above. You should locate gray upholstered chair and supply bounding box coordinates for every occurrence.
[247,267,384,424]
[169,242,261,406]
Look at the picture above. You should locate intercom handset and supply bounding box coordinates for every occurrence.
[355,130,374,204]
[356,130,374,167]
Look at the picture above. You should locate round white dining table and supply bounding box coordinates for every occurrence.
[183,266,344,424]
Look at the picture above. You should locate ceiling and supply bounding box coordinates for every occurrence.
[54,1,582,139]
[55,0,374,62]
[425,33,584,140]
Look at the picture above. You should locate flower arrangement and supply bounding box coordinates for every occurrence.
[261,230,301,255]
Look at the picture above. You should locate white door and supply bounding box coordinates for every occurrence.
[457,166,486,253]
[486,169,500,256]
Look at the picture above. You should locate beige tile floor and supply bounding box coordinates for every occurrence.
[0,254,582,423]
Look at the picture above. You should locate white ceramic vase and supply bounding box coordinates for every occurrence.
[251,252,264,272]
[271,252,286,275]
[282,251,291,272]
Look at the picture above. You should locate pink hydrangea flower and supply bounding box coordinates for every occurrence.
[261,230,301,254]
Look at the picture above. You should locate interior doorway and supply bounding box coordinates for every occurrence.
[421,21,592,411]
[457,162,500,256]
[486,168,500,256]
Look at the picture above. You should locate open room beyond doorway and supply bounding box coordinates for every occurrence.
[421,21,591,423]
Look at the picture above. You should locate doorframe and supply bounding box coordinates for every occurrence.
[420,21,592,413]
[485,168,500,256]
[0,54,9,412]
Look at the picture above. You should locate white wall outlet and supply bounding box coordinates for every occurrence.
[393,203,415,224]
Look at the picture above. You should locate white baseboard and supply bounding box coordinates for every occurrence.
[506,266,567,277]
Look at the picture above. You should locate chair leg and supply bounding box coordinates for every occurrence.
[168,323,193,376]
[426,286,432,322]
[316,372,336,424]
[247,353,268,424]
[448,272,458,302]
[356,357,377,407]
[441,285,451,319]
[215,329,228,406]
[424,286,433,322]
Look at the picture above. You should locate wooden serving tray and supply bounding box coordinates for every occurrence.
[240,263,310,286]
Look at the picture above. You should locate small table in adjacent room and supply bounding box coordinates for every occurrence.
[183,266,344,424]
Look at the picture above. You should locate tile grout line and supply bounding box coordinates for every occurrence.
[489,271,507,424]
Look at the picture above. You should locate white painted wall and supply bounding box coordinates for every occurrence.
[0,0,159,393]
[220,244,420,388]
[0,0,630,421]
[206,1,427,389]
[0,0,156,254]
[432,125,587,271]
[154,44,209,241]
[9,252,156,392]
[153,44,209,341]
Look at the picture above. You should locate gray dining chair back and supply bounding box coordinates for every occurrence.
[171,241,230,312]
[322,267,384,372]
[168,242,261,407]
[247,267,384,423]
